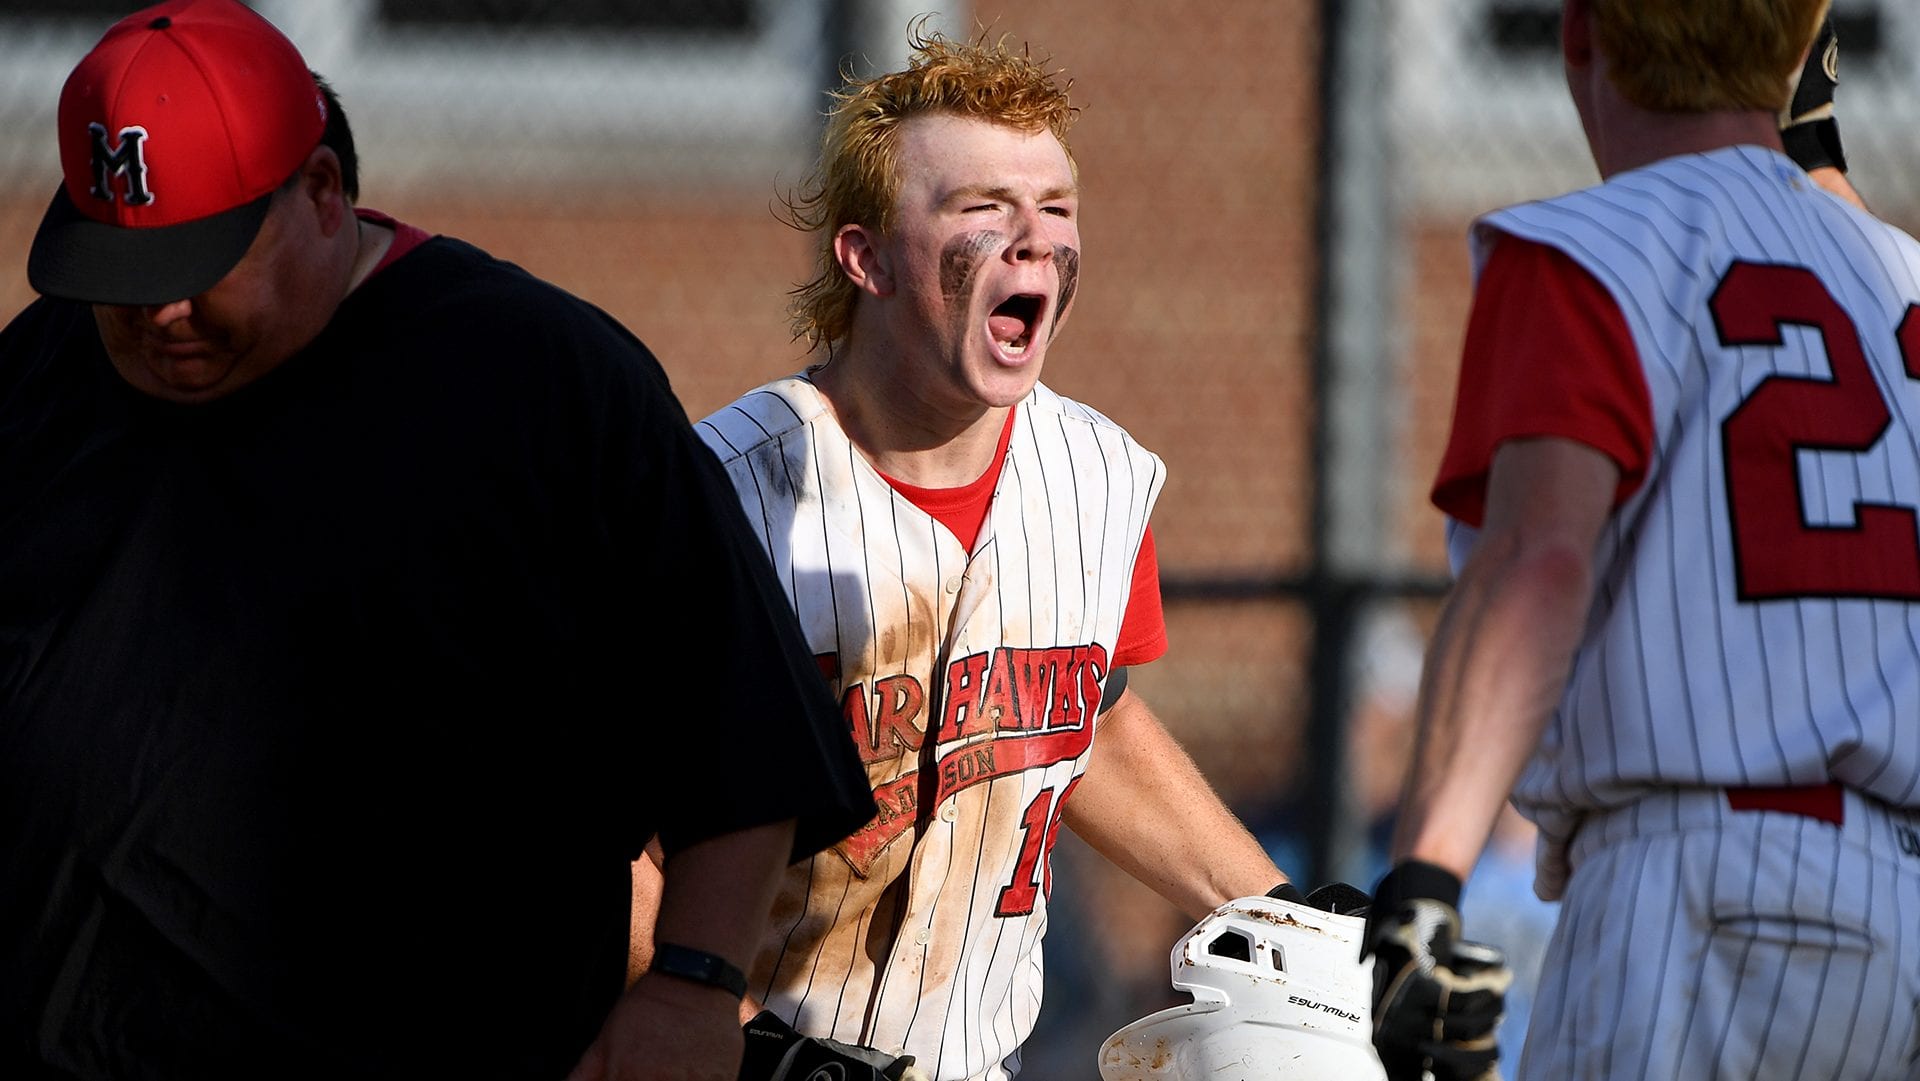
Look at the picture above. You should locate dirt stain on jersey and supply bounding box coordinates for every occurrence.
[750,440,794,501]
[877,584,942,670]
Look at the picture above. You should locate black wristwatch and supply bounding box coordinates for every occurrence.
[650,942,749,999]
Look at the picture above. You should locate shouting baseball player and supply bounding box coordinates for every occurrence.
[1365,2,1920,1079]
[638,26,1299,1081]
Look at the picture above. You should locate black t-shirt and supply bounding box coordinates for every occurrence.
[0,237,873,1079]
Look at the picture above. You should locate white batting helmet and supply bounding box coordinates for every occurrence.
[1097,893,1388,1081]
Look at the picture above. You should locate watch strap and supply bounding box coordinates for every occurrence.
[650,941,749,999]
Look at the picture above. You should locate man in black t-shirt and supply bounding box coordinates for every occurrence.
[0,3,873,1079]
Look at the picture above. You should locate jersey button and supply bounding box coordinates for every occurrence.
[940,802,958,822]
[943,575,963,594]
[914,929,932,945]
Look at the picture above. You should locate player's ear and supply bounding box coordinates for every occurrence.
[1561,0,1594,69]
[834,223,895,298]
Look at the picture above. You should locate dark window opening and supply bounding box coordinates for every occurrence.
[0,1,171,15]
[1206,930,1252,963]
[376,0,754,34]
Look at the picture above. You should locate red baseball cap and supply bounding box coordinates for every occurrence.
[27,0,327,306]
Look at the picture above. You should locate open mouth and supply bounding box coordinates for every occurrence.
[987,293,1046,357]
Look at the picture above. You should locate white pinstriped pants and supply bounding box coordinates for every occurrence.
[1518,787,1920,1080]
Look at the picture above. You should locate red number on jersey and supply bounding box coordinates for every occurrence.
[1713,262,1920,600]
[994,777,1081,917]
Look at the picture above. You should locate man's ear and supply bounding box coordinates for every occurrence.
[295,144,351,237]
[834,224,894,298]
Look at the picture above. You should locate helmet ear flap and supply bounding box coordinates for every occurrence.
[1097,895,1389,1080]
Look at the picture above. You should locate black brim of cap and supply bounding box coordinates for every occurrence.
[27,184,274,306]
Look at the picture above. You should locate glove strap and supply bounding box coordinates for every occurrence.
[651,941,749,999]
[1782,117,1848,175]
[1373,859,1463,913]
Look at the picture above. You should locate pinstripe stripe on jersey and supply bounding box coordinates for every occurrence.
[697,375,1163,1081]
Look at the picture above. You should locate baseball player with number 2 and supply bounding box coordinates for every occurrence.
[1365,2,1920,1080]
[633,25,1308,1081]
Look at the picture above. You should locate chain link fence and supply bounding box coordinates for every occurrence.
[4,1,1918,1077]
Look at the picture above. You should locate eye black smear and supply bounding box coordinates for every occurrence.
[1053,247,1079,329]
[941,231,1004,303]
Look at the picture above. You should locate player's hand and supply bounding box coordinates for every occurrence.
[567,971,745,1081]
[1362,861,1512,1081]
[1780,14,1846,174]
[738,1010,928,1081]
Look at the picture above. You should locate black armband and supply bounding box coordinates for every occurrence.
[650,941,748,999]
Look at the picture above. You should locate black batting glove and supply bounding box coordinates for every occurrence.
[1362,861,1512,1081]
[1267,880,1372,915]
[1265,881,1309,905]
[1780,14,1847,174]
[1306,880,1373,916]
[739,1010,920,1081]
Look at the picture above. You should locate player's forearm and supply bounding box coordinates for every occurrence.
[1390,526,1594,880]
[627,838,666,987]
[631,828,774,1023]
[649,820,792,992]
[1065,690,1284,919]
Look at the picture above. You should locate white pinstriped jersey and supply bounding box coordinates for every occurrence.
[1448,147,1920,1081]
[1453,145,1920,882]
[696,375,1164,1081]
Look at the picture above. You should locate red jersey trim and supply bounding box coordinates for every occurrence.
[1432,234,1656,528]
[353,209,433,282]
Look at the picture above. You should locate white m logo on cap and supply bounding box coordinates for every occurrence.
[87,122,154,206]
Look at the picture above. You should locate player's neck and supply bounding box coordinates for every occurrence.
[1592,102,1783,179]
[811,352,1008,489]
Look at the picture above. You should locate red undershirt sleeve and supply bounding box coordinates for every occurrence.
[1432,233,1656,528]
[1112,526,1167,668]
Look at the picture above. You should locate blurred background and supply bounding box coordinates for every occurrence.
[4,1,1917,1077]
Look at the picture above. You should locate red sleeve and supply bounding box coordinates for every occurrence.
[1112,525,1167,667]
[1432,234,1655,527]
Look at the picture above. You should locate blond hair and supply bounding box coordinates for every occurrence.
[1593,0,1829,112]
[783,24,1078,351]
